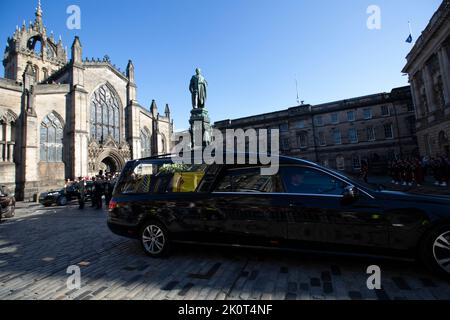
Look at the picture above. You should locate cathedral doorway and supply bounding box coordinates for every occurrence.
[88,137,131,177]
[100,156,118,174]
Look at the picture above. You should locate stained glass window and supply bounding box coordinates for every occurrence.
[40,113,63,162]
[90,84,120,143]
[141,128,151,158]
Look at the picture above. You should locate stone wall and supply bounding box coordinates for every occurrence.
[417,121,450,156]
[0,163,16,191]
[0,81,21,193]
[38,162,65,192]
[13,53,66,83]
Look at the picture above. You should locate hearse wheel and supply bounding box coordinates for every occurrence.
[5,204,15,218]
[57,196,68,206]
[420,225,450,280]
[140,221,170,258]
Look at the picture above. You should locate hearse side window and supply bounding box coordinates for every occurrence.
[117,161,208,194]
[214,168,280,193]
[280,166,348,195]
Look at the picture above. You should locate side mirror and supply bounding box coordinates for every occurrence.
[342,186,359,203]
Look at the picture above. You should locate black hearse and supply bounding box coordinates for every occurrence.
[108,154,450,279]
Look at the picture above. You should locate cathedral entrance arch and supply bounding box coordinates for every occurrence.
[99,156,118,174]
[87,137,131,177]
[96,149,125,175]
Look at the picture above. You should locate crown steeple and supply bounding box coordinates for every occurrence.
[3,0,68,81]
[36,0,42,17]
[34,0,44,32]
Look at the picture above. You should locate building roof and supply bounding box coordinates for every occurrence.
[214,86,411,128]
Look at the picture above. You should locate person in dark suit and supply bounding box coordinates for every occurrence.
[77,177,86,210]
[94,176,104,209]
[104,174,114,207]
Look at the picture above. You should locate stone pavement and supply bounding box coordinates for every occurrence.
[0,204,449,300]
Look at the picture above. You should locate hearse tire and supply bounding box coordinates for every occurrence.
[419,224,450,281]
[140,220,170,258]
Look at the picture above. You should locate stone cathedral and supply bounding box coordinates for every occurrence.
[0,3,174,201]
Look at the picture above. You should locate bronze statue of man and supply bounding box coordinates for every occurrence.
[189,68,208,109]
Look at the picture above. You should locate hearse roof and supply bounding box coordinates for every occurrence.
[137,152,319,167]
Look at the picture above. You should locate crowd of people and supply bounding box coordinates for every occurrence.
[69,171,120,210]
[387,155,450,187]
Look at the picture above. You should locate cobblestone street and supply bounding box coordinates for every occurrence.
[0,203,449,300]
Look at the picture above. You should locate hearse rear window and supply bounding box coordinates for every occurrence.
[117,161,208,194]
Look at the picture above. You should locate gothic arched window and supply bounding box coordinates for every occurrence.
[158,133,167,154]
[40,113,63,162]
[141,128,151,158]
[90,84,120,143]
[0,111,17,163]
[33,65,40,82]
[42,68,48,80]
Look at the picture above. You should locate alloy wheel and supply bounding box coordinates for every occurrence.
[432,231,450,274]
[142,224,165,255]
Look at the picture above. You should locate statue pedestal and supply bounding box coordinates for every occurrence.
[189,108,212,149]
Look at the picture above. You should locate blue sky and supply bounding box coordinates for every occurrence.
[0,0,442,130]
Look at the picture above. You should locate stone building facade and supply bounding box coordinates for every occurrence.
[0,3,173,200]
[403,0,450,158]
[215,86,417,173]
